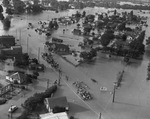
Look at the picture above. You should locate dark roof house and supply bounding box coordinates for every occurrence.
[44,42,70,55]
[1,45,22,56]
[0,35,15,48]
[44,96,69,113]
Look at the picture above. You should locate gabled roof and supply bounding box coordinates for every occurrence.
[46,43,69,49]
[8,72,26,83]
[46,96,68,109]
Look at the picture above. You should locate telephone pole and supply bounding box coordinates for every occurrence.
[38,47,40,62]
[58,69,61,86]
[19,29,21,45]
[112,82,117,103]
[27,37,29,54]
[99,113,101,119]
[47,79,49,89]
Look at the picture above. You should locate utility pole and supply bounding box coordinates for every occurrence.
[47,79,49,89]
[16,29,17,39]
[19,29,21,45]
[38,47,40,62]
[58,69,61,86]
[99,113,101,119]
[112,82,117,103]
[27,37,29,54]
[10,107,12,119]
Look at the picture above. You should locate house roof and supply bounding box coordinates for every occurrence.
[8,72,26,83]
[46,96,68,109]
[46,43,69,49]
[40,112,69,119]
[0,35,15,39]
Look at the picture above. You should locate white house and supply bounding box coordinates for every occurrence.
[6,72,26,84]
[40,112,69,119]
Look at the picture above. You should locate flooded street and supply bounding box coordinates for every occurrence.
[0,6,150,119]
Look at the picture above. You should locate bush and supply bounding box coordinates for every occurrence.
[16,110,30,119]
[23,85,57,111]
[80,48,97,60]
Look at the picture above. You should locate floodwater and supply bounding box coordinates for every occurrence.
[0,6,150,119]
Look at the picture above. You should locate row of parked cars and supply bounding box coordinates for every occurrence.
[147,62,150,80]
[42,53,59,70]
[72,81,92,101]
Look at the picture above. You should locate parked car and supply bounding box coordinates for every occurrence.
[8,105,18,113]
[29,63,45,72]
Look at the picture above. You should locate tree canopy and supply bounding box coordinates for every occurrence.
[2,0,10,7]
[12,0,26,14]
[80,48,97,60]
[2,17,11,30]
[100,32,114,47]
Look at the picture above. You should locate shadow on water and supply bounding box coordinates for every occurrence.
[144,50,150,60]
[114,101,141,107]
[69,102,88,116]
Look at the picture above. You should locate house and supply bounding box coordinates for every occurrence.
[6,72,26,84]
[72,29,82,35]
[52,37,63,43]
[40,112,69,119]
[0,35,15,48]
[44,42,70,55]
[1,45,22,56]
[44,96,69,113]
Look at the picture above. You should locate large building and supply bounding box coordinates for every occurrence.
[0,35,15,48]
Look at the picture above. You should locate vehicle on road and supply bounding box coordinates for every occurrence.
[8,105,18,113]
[29,63,45,72]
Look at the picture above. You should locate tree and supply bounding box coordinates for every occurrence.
[70,116,74,119]
[114,9,117,15]
[0,13,4,20]
[12,0,26,14]
[82,11,86,17]
[2,0,10,7]
[96,20,105,30]
[100,32,114,47]
[58,1,69,11]
[83,24,92,34]
[117,22,126,31]
[0,5,3,13]
[74,2,84,9]
[6,8,14,15]
[33,0,40,5]
[51,0,59,9]
[80,48,97,60]
[2,17,11,30]
[16,110,30,119]
[122,34,127,41]
[85,14,95,22]
[31,4,43,13]
[33,71,39,77]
